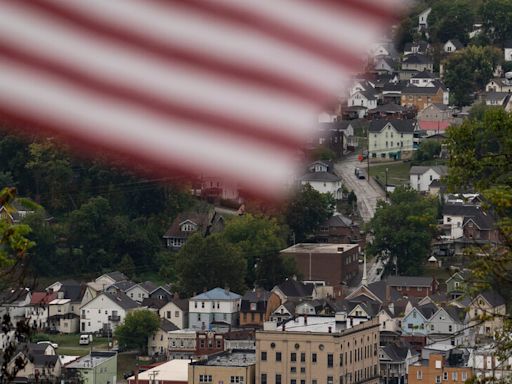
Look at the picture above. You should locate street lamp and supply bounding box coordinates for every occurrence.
[385,168,389,201]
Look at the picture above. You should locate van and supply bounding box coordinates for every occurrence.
[79,334,93,345]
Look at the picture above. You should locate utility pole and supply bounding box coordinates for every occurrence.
[149,370,160,384]
[367,126,370,182]
[385,168,389,201]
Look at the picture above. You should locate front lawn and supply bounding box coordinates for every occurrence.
[370,162,411,187]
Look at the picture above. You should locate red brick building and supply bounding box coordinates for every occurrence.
[385,276,438,299]
[280,243,360,288]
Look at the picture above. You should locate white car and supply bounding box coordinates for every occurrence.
[37,341,58,349]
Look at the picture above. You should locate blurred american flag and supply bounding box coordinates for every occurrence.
[0,0,403,197]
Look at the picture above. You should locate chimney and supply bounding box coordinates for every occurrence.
[328,326,332,333]
[224,286,230,295]
[304,314,308,325]
[282,323,286,331]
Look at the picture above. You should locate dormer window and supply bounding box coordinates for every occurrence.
[182,223,196,232]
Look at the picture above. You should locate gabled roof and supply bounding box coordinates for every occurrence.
[141,297,168,310]
[446,39,464,49]
[412,70,435,79]
[443,306,465,323]
[300,172,341,182]
[382,344,412,362]
[163,209,216,239]
[387,276,433,287]
[364,281,401,303]
[475,291,506,307]
[138,281,159,294]
[60,282,85,302]
[159,318,179,332]
[276,279,314,299]
[368,119,416,134]
[171,298,189,311]
[402,54,433,65]
[92,291,140,310]
[242,289,271,303]
[323,214,354,228]
[443,205,495,230]
[417,302,438,319]
[103,271,128,282]
[107,280,137,292]
[30,291,57,305]
[410,165,448,176]
[191,287,241,301]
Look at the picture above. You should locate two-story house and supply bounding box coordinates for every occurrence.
[150,284,173,302]
[0,288,32,325]
[188,288,241,330]
[368,119,417,159]
[125,281,158,303]
[159,298,189,329]
[148,318,178,357]
[409,166,448,192]
[465,291,506,343]
[401,81,448,110]
[401,54,433,79]
[486,77,512,93]
[418,8,431,30]
[299,160,343,199]
[80,291,140,334]
[404,41,429,56]
[445,270,470,300]
[25,291,57,331]
[386,276,438,299]
[426,306,465,346]
[314,213,364,246]
[240,289,270,327]
[380,344,419,384]
[401,303,438,336]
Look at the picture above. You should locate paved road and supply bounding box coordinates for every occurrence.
[334,155,385,223]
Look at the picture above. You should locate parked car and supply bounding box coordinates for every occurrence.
[37,341,58,349]
[79,334,93,345]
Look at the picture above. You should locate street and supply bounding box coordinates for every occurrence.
[333,154,385,223]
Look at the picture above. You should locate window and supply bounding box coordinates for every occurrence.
[452,372,458,381]
[443,372,448,380]
[201,302,205,308]
[416,370,423,380]
[462,372,467,381]
[290,367,297,373]
[261,374,267,384]
[327,377,333,384]
[167,311,171,318]
[199,375,212,383]
[195,302,198,308]
[276,352,282,362]
[197,314,201,321]
[327,354,333,368]
[300,368,306,374]
[449,325,453,332]
[230,377,244,384]
[291,381,296,384]
[312,353,317,363]
[340,353,343,367]
[261,352,267,361]
[436,376,441,383]
[276,375,282,384]
[291,353,297,362]
[301,353,306,363]
[175,311,180,317]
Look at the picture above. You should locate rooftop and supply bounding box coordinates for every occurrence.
[127,359,189,382]
[192,350,256,367]
[191,287,241,301]
[281,243,359,254]
[264,315,371,333]
[66,351,117,369]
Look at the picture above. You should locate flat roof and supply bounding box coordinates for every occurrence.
[264,316,368,333]
[66,352,116,369]
[281,243,359,254]
[128,359,189,382]
[192,350,256,367]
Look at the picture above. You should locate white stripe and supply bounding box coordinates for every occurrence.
[0,59,299,195]
[0,3,321,141]
[48,0,358,93]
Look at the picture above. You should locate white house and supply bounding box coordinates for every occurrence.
[426,306,465,346]
[378,308,402,333]
[505,40,512,62]
[125,281,158,303]
[348,90,378,111]
[299,161,343,199]
[368,119,417,159]
[0,288,31,325]
[409,166,447,192]
[441,204,470,239]
[443,39,463,53]
[188,288,241,330]
[159,298,189,329]
[48,297,80,334]
[79,291,140,334]
[409,71,436,87]
[485,77,512,93]
[418,8,431,30]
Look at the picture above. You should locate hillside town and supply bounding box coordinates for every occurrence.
[1,1,512,384]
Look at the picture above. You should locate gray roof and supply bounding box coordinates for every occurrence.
[412,70,435,79]
[172,298,189,311]
[323,214,354,228]
[366,281,401,302]
[191,287,241,301]
[402,54,433,65]
[443,205,495,229]
[300,172,341,182]
[479,291,505,307]
[386,276,433,287]
[410,165,448,176]
[417,302,438,319]
[368,119,416,134]
[102,291,140,310]
[505,40,512,48]
[444,306,465,323]
[159,318,179,332]
[447,39,464,49]
[104,271,128,282]
[107,280,136,292]
[242,289,271,303]
[277,279,314,298]
[139,281,159,293]
[382,344,412,362]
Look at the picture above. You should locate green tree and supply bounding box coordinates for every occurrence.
[222,214,296,289]
[118,254,136,279]
[285,184,335,242]
[175,233,247,296]
[413,141,442,163]
[429,0,475,44]
[114,310,160,354]
[22,210,57,277]
[367,187,438,275]
[480,0,512,45]
[443,46,502,106]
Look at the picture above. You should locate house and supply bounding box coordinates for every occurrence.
[0,198,36,224]
[485,76,512,93]
[378,307,402,334]
[466,291,506,342]
[372,57,397,75]
[168,329,199,359]
[280,243,361,290]
[484,92,511,108]
[444,39,464,53]
[148,318,179,357]
[125,281,158,303]
[127,359,190,384]
[441,204,499,244]
[386,276,438,299]
[368,119,417,159]
[368,103,408,120]
[163,208,224,250]
[0,287,32,325]
[317,120,362,156]
[445,270,470,300]
[240,289,270,327]
[47,281,85,334]
[189,350,256,384]
[401,54,433,77]
[188,288,241,330]
[409,166,448,192]
[95,271,128,288]
[104,280,137,295]
[467,345,512,380]
[404,41,429,56]
[159,298,189,329]
[269,301,297,323]
[299,161,343,199]
[79,291,140,334]
[314,213,363,246]
[417,104,454,135]
[149,284,174,302]
[7,343,61,383]
[401,81,449,110]
[410,71,437,87]
[25,291,57,331]
[401,303,438,336]
[426,306,465,346]
[409,353,471,384]
[369,41,399,59]
[418,8,431,30]
[257,318,380,384]
[348,89,378,111]
[504,40,512,61]
[345,280,402,305]
[64,351,117,384]
[379,343,419,384]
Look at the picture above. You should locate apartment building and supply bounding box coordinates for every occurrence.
[256,317,380,384]
[189,350,256,384]
[408,353,472,384]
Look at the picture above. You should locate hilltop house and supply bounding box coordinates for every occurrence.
[125,281,158,303]
[444,39,464,53]
[368,119,417,159]
[188,288,241,330]
[409,166,448,192]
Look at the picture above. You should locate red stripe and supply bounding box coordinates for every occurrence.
[320,0,402,23]
[163,0,366,69]
[17,1,337,106]
[0,44,306,152]
[0,109,286,201]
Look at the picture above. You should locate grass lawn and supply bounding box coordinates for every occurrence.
[370,162,411,186]
[32,333,110,356]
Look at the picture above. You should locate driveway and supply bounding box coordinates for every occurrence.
[334,154,385,223]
